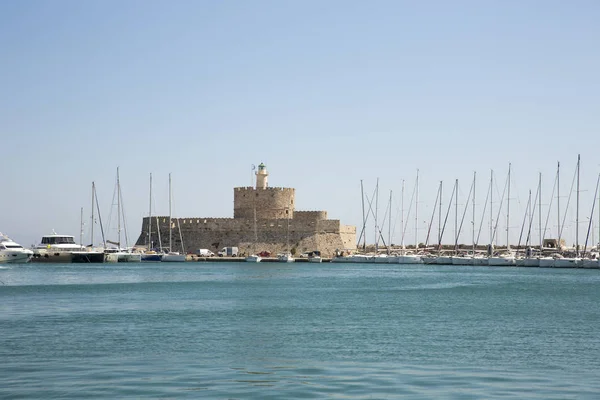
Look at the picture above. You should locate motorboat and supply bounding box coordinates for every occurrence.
[32,233,83,263]
[245,254,262,263]
[0,233,33,263]
[277,253,295,262]
[308,255,322,263]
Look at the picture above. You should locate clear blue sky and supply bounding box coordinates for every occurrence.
[2,0,599,249]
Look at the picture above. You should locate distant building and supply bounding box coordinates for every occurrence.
[543,238,566,249]
[136,163,356,257]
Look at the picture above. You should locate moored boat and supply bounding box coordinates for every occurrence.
[31,233,83,263]
[277,253,295,262]
[71,250,105,263]
[245,254,262,263]
[162,252,186,262]
[0,233,33,263]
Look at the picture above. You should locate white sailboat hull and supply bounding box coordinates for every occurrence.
[452,256,473,266]
[245,255,262,263]
[582,259,599,269]
[553,258,580,268]
[488,256,516,266]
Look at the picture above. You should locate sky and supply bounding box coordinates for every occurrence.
[2,0,599,250]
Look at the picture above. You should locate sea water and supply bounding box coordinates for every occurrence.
[1,263,599,399]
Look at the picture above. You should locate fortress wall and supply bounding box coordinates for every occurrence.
[293,211,327,222]
[316,219,341,232]
[136,215,356,257]
[339,225,357,250]
[233,187,295,220]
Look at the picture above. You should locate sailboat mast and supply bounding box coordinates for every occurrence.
[388,190,392,254]
[576,154,580,257]
[375,178,379,251]
[539,173,542,252]
[557,161,561,249]
[507,163,511,250]
[472,172,476,256]
[91,182,95,247]
[360,180,366,250]
[455,179,458,253]
[80,207,84,250]
[490,170,493,248]
[438,181,442,252]
[149,173,153,250]
[169,172,172,252]
[117,167,121,249]
[401,180,405,250]
[415,169,419,251]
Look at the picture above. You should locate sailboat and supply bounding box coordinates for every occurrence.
[162,173,186,262]
[554,155,581,268]
[436,179,455,265]
[453,173,477,266]
[581,172,600,269]
[105,168,141,263]
[141,173,163,262]
[488,164,516,266]
[71,182,106,263]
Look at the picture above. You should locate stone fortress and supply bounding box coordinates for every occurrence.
[135,163,356,257]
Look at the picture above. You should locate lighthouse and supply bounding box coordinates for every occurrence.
[256,162,268,189]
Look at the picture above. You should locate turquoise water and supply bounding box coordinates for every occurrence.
[1,263,599,399]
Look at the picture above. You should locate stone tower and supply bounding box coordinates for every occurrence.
[233,162,295,220]
[256,162,268,189]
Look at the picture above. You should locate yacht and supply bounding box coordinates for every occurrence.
[245,254,262,263]
[308,254,322,263]
[32,233,83,262]
[0,233,33,263]
[277,253,295,263]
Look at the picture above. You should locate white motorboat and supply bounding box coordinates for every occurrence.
[32,233,83,262]
[277,253,295,262]
[0,233,33,263]
[308,255,322,263]
[245,254,262,263]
